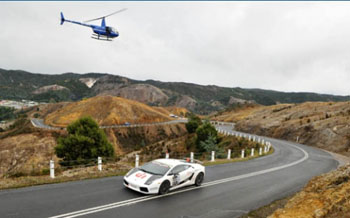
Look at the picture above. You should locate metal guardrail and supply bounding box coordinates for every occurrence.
[30,118,188,130]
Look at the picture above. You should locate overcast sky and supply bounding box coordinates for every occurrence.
[1,2,350,96]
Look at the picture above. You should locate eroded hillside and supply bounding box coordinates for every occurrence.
[213,102,350,156]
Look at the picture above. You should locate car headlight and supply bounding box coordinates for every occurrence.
[125,168,139,178]
[145,175,162,185]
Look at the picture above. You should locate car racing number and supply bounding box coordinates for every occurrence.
[135,172,147,179]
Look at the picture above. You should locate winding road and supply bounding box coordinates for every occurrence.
[0,124,338,218]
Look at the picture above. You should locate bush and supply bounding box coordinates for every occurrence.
[0,106,16,121]
[55,117,114,166]
[41,168,50,175]
[199,134,218,152]
[185,114,202,133]
[196,122,218,150]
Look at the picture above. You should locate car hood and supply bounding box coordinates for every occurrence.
[127,170,155,185]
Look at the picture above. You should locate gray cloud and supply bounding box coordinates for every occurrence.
[0,2,350,96]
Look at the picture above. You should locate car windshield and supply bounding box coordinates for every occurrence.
[139,161,170,176]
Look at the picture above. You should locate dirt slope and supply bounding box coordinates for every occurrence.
[45,96,174,127]
[0,118,187,178]
[213,102,350,156]
[269,164,350,218]
[153,106,188,117]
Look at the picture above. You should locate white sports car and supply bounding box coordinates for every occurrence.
[123,159,205,195]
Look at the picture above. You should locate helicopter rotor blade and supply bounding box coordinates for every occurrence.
[84,8,127,23]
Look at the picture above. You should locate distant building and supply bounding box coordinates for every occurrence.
[0,99,39,109]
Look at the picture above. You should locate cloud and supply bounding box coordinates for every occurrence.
[0,2,349,96]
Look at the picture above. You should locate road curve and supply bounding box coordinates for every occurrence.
[0,124,338,218]
[30,118,187,130]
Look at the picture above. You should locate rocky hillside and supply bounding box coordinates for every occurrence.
[1,68,349,114]
[213,102,350,156]
[269,164,350,218]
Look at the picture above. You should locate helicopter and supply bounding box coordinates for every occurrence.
[60,9,126,41]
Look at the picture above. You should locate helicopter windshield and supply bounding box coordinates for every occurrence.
[111,27,118,33]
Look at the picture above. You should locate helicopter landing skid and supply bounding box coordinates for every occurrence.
[91,36,112,41]
[91,34,113,41]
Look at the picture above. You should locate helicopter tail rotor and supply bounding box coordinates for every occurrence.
[60,12,65,25]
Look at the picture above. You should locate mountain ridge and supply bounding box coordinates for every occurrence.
[0,68,348,114]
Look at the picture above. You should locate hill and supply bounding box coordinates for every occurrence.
[0,99,189,178]
[44,96,175,127]
[213,101,350,156]
[270,164,350,218]
[1,68,349,114]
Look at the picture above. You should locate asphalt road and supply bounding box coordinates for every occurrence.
[0,124,338,218]
[30,118,187,130]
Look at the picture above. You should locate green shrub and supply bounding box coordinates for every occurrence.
[55,117,114,166]
[199,134,218,152]
[41,168,50,175]
[196,122,218,151]
[185,114,202,133]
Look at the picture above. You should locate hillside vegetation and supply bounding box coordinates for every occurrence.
[213,101,350,156]
[45,96,175,127]
[1,68,349,114]
[0,104,188,178]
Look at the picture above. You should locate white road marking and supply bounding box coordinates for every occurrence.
[49,142,309,218]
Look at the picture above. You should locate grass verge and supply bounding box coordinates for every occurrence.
[0,148,274,191]
[203,147,274,166]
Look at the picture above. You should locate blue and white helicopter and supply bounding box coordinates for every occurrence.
[60,9,126,41]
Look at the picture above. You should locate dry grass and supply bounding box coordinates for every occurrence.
[269,164,350,218]
[0,133,58,178]
[203,148,274,166]
[0,168,129,190]
[153,106,188,117]
[45,96,174,127]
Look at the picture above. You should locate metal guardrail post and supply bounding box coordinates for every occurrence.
[98,157,102,171]
[135,155,139,168]
[50,160,55,179]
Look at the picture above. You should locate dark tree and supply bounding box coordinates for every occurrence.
[55,117,114,165]
[196,122,218,151]
[185,113,202,133]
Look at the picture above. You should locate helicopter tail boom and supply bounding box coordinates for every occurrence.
[60,12,65,25]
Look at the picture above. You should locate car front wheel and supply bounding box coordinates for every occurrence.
[158,180,170,195]
[195,172,204,186]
